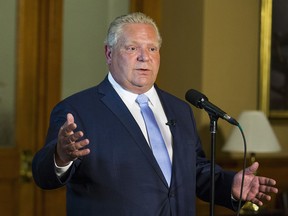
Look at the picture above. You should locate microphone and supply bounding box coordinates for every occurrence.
[166,120,176,127]
[185,89,239,126]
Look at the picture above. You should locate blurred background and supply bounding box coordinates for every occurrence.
[0,0,287,215]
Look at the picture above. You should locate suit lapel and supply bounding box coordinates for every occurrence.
[155,87,180,187]
[97,78,169,186]
[155,86,178,141]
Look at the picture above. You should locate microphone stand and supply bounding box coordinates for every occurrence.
[208,113,219,216]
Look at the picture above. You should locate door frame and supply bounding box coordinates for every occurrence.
[16,0,63,215]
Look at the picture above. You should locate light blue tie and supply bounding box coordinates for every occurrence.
[136,94,171,186]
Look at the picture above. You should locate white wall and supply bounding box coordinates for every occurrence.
[62,0,129,98]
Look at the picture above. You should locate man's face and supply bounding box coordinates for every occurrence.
[105,23,160,94]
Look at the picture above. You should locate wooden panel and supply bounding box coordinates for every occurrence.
[0,180,18,215]
[42,188,66,216]
[0,149,19,178]
[32,0,64,215]
[16,0,42,215]
[15,0,63,215]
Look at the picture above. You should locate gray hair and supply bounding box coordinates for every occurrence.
[104,12,162,48]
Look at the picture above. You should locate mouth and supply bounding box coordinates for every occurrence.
[135,68,150,72]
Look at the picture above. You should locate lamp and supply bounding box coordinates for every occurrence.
[222,110,281,212]
[223,110,281,154]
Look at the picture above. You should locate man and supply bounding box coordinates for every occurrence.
[32,12,278,216]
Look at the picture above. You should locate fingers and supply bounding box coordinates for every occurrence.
[256,192,271,201]
[66,139,90,159]
[250,197,263,207]
[67,136,89,152]
[65,130,83,144]
[259,184,279,195]
[259,176,277,186]
[247,177,278,206]
[233,161,279,208]
[250,192,272,206]
[258,177,278,195]
[68,143,90,158]
[58,135,90,164]
[59,115,77,138]
[248,193,268,207]
[56,113,90,165]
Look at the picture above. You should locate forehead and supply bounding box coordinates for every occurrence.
[119,23,158,43]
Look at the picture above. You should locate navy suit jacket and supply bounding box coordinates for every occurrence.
[32,77,237,216]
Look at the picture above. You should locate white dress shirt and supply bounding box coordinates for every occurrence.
[108,73,173,162]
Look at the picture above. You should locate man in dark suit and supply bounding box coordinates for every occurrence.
[32,12,278,216]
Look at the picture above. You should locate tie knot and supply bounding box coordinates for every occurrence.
[136,94,149,105]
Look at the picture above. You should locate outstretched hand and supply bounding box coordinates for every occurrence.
[232,162,278,207]
[55,113,90,166]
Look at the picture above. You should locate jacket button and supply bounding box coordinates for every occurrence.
[169,191,175,197]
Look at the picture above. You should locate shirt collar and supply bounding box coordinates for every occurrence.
[108,72,158,106]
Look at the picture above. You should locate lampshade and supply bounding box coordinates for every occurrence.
[222,111,281,153]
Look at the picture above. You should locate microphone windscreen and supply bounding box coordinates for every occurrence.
[185,89,207,108]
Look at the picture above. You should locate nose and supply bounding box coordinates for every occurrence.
[137,49,149,62]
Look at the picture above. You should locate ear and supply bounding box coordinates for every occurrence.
[105,45,112,65]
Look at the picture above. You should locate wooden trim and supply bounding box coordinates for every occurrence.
[16,0,62,151]
[16,1,40,215]
[36,0,63,151]
[16,0,39,151]
[16,0,63,215]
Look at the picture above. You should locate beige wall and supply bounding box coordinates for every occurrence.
[159,0,204,123]
[61,0,288,157]
[159,0,288,157]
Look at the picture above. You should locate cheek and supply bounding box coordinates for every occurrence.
[116,58,135,80]
[152,54,160,66]
[153,58,160,73]
[117,55,134,68]
[111,58,125,73]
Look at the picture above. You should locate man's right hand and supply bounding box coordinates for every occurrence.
[55,113,90,166]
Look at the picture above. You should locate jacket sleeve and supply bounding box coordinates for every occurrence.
[32,102,80,189]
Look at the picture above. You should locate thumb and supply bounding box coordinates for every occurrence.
[67,113,75,124]
[245,161,259,175]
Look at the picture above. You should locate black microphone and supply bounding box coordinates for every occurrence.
[185,89,239,126]
[166,120,176,127]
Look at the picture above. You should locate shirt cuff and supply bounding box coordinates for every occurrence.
[54,155,73,177]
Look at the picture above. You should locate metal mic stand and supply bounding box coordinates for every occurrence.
[208,114,219,216]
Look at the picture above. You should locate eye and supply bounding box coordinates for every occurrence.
[149,47,158,52]
[125,46,137,52]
